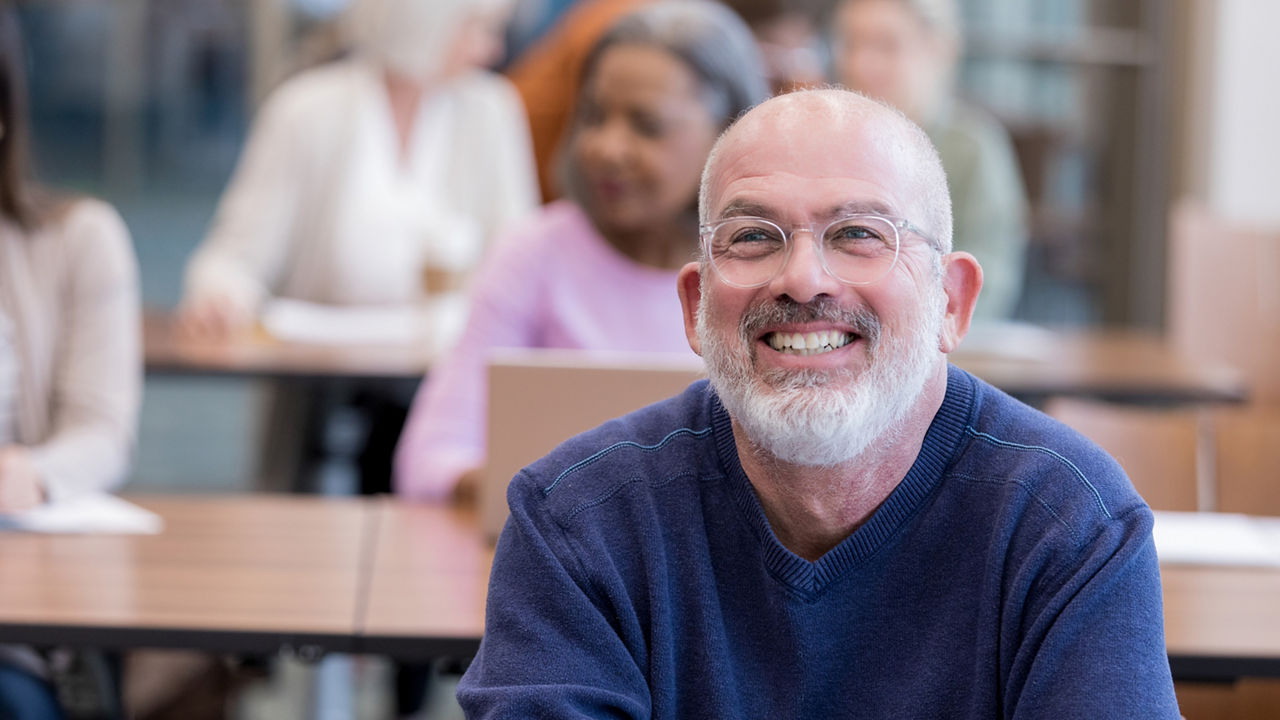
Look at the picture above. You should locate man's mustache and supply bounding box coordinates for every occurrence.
[738,297,881,348]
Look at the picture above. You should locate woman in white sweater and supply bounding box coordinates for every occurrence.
[180,0,538,336]
[178,0,540,495]
[0,7,141,717]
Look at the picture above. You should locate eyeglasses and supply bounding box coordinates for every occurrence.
[699,213,933,289]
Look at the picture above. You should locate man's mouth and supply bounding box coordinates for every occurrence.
[764,330,856,356]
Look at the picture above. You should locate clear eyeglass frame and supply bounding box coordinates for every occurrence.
[699,213,935,289]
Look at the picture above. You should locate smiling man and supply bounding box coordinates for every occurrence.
[458,88,1179,718]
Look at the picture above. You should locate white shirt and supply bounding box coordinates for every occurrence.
[184,58,539,318]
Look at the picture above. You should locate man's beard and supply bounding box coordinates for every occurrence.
[697,282,945,467]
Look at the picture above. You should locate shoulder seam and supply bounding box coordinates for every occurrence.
[963,426,1113,519]
[950,472,1081,544]
[542,426,714,496]
[563,470,705,522]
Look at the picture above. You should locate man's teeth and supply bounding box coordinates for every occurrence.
[766,331,854,355]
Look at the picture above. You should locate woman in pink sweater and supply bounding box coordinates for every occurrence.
[394,0,770,500]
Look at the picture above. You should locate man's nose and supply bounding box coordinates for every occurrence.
[768,230,842,304]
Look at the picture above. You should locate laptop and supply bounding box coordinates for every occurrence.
[482,348,706,541]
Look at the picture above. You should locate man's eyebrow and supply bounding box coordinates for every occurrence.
[715,200,775,219]
[827,200,898,217]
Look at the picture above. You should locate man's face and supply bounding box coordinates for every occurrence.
[833,0,943,121]
[685,106,948,465]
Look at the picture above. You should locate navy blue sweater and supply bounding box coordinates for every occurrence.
[458,366,1180,718]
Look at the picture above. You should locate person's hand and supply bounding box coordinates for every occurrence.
[452,467,484,509]
[0,446,45,513]
[176,295,254,341]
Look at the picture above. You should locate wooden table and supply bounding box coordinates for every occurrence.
[951,326,1246,405]
[0,496,369,656]
[0,496,492,660]
[1163,564,1280,680]
[5,495,1278,682]
[356,500,491,660]
[142,309,432,382]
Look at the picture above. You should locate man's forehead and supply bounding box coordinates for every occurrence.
[707,98,916,215]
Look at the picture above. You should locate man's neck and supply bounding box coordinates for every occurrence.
[734,366,949,562]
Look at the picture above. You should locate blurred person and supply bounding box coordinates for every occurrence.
[0,7,141,718]
[180,0,538,337]
[505,0,650,202]
[178,0,540,494]
[833,0,1029,320]
[394,0,771,501]
[458,87,1179,718]
[730,0,829,93]
[507,0,822,202]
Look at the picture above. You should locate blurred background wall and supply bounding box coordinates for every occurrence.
[1175,0,1280,227]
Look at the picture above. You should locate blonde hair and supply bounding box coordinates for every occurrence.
[346,0,508,78]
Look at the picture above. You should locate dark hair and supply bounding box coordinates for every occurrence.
[580,0,771,131]
[724,0,831,29]
[0,5,35,228]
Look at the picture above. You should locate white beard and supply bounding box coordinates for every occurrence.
[697,282,945,467]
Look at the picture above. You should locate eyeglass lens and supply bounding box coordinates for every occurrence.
[707,215,900,287]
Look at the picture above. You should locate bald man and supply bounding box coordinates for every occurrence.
[459,88,1178,719]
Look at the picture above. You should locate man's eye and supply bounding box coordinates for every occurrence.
[831,225,876,240]
[731,228,781,245]
[716,224,784,260]
[827,223,890,254]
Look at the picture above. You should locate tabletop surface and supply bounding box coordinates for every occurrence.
[1162,563,1280,678]
[0,495,494,658]
[357,500,492,658]
[949,326,1246,404]
[142,309,434,381]
[3,494,1277,679]
[0,495,369,653]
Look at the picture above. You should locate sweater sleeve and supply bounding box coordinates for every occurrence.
[28,201,142,499]
[456,473,651,718]
[1005,506,1180,718]
[470,75,540,246]
[392,235,545,500]
[182,76,313,314]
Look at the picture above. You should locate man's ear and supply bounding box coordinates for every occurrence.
[938,251,982,353]
[677,261,705,357]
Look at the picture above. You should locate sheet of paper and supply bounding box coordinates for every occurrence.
[0,493,163,535]
[261,298,465,348]
[1152,510,1280,567]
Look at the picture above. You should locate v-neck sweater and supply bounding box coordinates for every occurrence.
[459,365,1179,719]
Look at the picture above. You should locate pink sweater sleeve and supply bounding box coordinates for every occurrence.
[393,238,543,501]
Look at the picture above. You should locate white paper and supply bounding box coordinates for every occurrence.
[261,298,464,347]
[0,493,163,534]
[1152,510,1280,567]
